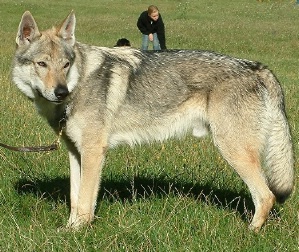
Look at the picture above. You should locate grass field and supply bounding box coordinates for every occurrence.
[0,0,298,251]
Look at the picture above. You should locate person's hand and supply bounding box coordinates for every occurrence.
[149,33,153,41]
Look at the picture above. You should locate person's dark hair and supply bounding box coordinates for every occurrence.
[115,38,131,47]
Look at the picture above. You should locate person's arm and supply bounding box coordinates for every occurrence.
[137,12,150,35]
[157,15,166,49]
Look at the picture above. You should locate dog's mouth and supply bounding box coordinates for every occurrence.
[36,89,44,99]
[35,89,66,104]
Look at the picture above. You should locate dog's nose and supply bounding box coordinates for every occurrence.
[54,85,69,100]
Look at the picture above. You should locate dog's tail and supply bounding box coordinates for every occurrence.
[259,68,294,203]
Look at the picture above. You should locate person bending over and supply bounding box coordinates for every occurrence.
[137,5,166,50]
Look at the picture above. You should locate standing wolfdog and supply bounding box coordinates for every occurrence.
[12,11,294,231]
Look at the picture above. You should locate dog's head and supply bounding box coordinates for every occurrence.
[13,11,79,104]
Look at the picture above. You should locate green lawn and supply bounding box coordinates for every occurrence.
[0,0,298,251]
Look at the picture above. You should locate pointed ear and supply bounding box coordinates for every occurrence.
[16,11,41,47]
[57,10,76,46]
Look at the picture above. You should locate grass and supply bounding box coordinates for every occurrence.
[0,0,298,251]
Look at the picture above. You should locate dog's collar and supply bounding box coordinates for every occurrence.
[58,102,70,130]
[59,107,68,131]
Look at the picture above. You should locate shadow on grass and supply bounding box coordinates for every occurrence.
[14,174,255,222]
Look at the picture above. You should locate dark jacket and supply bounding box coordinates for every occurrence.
[137,11,166,50]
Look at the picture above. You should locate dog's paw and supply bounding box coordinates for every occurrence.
[248,223,262,233]
[64,213,94,231]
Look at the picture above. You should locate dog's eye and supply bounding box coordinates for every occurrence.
[64,62,70,69]
[37,61,47,67]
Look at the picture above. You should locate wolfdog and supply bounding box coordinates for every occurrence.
[12,11,294,231]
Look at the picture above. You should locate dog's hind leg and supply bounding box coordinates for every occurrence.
[211,129,275,232]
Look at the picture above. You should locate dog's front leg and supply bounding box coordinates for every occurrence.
[69,136,108,229]
[63,138,82,228]
[67,149,81,226]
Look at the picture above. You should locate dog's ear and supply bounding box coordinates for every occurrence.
[57,10,76,46]
[16,11,41,47]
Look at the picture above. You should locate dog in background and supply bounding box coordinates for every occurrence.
[12,11,294,231]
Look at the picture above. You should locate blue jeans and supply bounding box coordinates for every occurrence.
[141,33,161,50]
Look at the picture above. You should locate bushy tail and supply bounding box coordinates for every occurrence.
[259,68,294,203]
